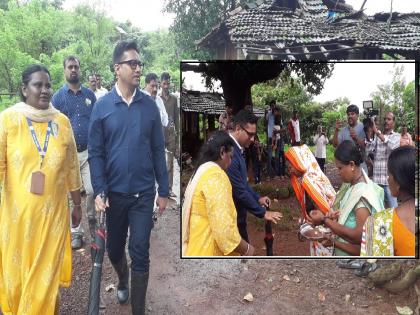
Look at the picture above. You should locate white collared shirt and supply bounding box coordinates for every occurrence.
[142,89,168,127]
[115,83,136,106]
[229,133,243,154]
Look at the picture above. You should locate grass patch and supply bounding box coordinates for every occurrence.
[249,201,295,232]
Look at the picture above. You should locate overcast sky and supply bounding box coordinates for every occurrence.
[313,62,415,109]
[63,0,419,32]
[182,62,416,111]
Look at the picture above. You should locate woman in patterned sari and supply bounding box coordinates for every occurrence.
[285,144,336,256]
[0,65,82,314]
[182,131,254,256]
[361,146,415,256]
[309,140,384,256]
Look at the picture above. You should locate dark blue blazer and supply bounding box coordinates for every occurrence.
[227,139,265,225]
[88,87,169,198]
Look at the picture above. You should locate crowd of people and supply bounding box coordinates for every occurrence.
[182,103,416,259]
[0,40,179,315]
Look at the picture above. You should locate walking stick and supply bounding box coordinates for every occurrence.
[264,206,274,256]
[87,194,107,315]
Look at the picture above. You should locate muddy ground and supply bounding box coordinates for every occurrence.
[59,162,418,314]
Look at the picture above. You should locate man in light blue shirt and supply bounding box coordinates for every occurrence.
[333,104,367,173]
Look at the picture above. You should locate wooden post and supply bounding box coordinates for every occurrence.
[202,113,207,142]
[208,115,216,131]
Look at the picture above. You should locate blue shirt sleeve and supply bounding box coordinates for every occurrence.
[88,102,107,197]
[228,155,265,219]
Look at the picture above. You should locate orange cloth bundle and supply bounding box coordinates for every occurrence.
[285,145,336,221]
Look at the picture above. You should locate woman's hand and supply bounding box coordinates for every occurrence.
[328,210,340,221]
[321,235,334,248]
[71,205,82,228]
[244,243,255,256]
[309,210,325,226]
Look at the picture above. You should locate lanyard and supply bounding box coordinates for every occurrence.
[26,118,52,168]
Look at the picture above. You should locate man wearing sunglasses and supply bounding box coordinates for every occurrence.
[227,110,282,243]
[52,56,97,250]
[88,40,168,314]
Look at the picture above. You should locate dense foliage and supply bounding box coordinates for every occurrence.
[0,0,180,111]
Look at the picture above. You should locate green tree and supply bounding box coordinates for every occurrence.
[369,65,415,132]
[164,0,248,59]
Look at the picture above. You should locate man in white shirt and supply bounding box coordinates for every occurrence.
[287,110,300,146]
[95,74,108,93]
[313,126,329,172]
[366,112,400,208]
[143,72,168,127]
[88,74,107,100]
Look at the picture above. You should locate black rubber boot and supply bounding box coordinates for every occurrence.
[131,271,149,315]
[111,255,129,304]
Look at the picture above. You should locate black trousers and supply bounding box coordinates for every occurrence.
[316,157,326,173]
[106,191,154,273]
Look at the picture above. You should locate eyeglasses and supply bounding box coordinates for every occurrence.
[240,125,256,138]
[117,59,144,70]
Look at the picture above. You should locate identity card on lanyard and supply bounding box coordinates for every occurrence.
[26,118,52,195]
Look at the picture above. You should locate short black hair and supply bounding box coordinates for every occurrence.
[362,117,374,133]
[233,109,258,128]
[334,140,363,166]
[385,111,396,121]
[63,56,80,68]
[196,131,234,167]
[269,100,276,106]
[145,72,158,84]
[388,146,415,197]
[20,64,51,102]
[113,40,139,65]
[346,104,359,115]
[161,72,170,82]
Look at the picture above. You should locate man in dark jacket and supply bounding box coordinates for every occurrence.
[227,110,282,242]
[88,40,168,314]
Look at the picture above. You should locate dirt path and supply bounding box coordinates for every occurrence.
[60,162,418,314]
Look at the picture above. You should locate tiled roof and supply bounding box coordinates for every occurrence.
[197,0,420,57]
[181,90,265,117]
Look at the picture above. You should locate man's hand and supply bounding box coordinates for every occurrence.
[95,194,109,212]
[264,211,282,224]
[71,205,82,228]
[349,127,358,141]
[335,120,343,131]
[156,196,168,214]
[258,196,271,207]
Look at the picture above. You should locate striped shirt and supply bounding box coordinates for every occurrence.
[366,131,400,185]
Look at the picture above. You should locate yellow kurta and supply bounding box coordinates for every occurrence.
[0,108,81,315]
[185,165,241,256]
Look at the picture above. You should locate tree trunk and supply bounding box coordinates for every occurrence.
[368,261,420,293]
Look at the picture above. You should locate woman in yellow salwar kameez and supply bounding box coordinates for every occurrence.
[0,65,82,315]
[182,131,255,256]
